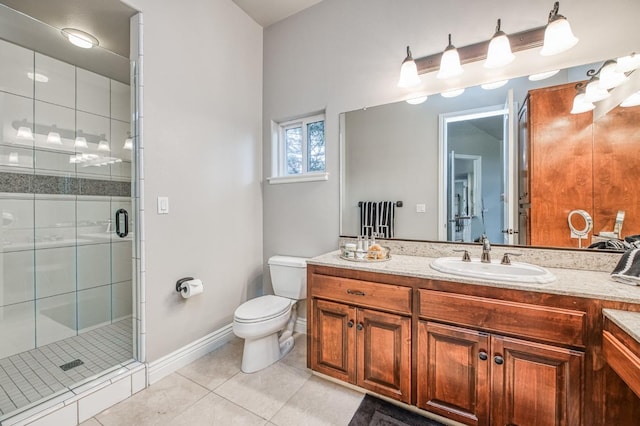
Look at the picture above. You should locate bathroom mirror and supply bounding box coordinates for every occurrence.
[340,61,640,250]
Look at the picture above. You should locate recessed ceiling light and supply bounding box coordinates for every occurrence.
[61,28,99,49]
[27,72,49,83]
[441,88,465,98]
[406,95,428,105]
[481,80,509,90]
[528,69,560,81]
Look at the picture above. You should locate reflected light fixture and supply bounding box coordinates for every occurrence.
[406,94,428,105]
[598,60,628,89]
[9,152,19,164]
[74,136,88,149]
[481,80,509,90]
[621,91,640,108]
[98,139,110,152]
[584,78,610,103]
[437,34,463,79]
[570,83,595,114]
[528,70,560,81]
[616,53,640,73]
[441,88,465,98]
[16,126,34,141]
[27,72,48,83]
[61,28,99,49]
[123,134,133,150]
[397,46,421,88]
[484,19,515,69]
[540,1,578,56]
[47,131,62,145]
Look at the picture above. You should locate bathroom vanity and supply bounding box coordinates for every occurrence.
[306,251,640,426]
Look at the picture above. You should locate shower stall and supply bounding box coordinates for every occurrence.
[0,5,137,419]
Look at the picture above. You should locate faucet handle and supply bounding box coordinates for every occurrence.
[501,252,522,265]
[453,249,471,262]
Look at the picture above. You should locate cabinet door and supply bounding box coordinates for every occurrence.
[417,321,490,426]
[357,308,411,403]
[491,335,583,426]
[310,299,356,383]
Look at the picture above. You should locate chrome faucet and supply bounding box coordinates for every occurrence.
[480,234,491,263]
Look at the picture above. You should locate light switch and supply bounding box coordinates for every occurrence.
[416,203,426,213]
[157,196,169,214]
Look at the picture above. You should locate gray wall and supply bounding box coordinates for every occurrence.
[126,0,263,362]
[263,0,640,270]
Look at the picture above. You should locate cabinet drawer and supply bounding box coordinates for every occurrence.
[311,274,411,315]
[419,289,585,347]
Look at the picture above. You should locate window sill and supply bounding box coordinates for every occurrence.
[267,172,329,185]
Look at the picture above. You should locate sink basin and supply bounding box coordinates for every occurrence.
[430,257,556,284]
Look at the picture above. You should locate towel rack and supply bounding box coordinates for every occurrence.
[358,201,403,207]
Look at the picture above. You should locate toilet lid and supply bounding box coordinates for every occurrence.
[234,295,291,323]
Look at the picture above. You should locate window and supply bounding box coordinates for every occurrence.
[270,113,328,184]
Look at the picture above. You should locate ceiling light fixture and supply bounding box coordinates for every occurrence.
[437,34,463,79]
[528,69,560,81]
[405,95,428,105]
[481,80,509,90]
[397,46,421,88]
[539,1,578,56]
[61,28,99,49]
[484,19,515,69]
[27,72,48,83]
[441,88,465,98]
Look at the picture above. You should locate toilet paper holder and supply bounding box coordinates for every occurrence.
[176,277,194,294]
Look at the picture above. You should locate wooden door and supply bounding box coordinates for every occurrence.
[357,308,411,403]
[310,299,356,383]
[491,335,583,426]
[417,321,490,426]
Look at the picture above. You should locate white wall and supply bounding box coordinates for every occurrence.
[125,0,263,361]
[263,0,640,263]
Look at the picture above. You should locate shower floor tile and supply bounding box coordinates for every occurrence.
[0,318,133,416]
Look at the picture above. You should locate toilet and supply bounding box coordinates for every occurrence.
[233,255,308,373]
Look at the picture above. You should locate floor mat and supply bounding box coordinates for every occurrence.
[348,394,445,426]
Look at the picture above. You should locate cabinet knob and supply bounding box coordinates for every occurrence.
[356,323,363,331]
[494,355,504,365]
[347,320,354,328]
[478,351,488,361]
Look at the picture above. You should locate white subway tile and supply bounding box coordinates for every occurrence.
[0,39,34,98]
[35,53,75,108]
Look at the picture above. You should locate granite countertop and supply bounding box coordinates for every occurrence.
[603,309,640,344]
[308,251,640,304]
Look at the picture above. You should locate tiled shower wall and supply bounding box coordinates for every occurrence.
[0,38,133,360]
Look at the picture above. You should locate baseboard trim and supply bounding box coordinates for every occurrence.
[147,323,235,385]
[295,317,307,334]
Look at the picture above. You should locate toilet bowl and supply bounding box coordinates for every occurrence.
[233,255,307,373]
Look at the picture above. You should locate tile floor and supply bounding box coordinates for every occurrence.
[82,333,366,425]
[0,319,133,416]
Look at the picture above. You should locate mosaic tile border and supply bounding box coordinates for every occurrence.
[0,172,131,197]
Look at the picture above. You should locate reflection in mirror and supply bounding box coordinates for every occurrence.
[340,61,640,251]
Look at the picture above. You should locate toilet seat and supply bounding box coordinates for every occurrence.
[234,295,291,323]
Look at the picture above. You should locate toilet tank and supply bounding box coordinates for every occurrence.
[268,255,308,300]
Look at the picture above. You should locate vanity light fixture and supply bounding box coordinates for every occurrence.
[397,46,421,88]
[484,19,515,69]
[481,79,509,90]
[621,91,640,108]
[598,60,628,89]
[46,131,62,145]
[16,126,34,141]
[437,34,464,79]
[123,134,133,150]
[539,1,579,56]
[61,28,99,49]
[441,88,465,98]
[616,53,640,73]
[528,69,560,81]
[98,139,110,152]
[570,83,595,114]
[74,136,88,149]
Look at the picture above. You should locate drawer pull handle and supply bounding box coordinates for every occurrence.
[347,289,366,296]
[347,320,354,328]
[494,355,504,365]
[356,323,363,331]
[478,351,488,361]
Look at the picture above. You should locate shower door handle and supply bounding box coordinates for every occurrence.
[115,209,129,238]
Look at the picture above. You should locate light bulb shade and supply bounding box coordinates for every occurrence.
[46,131,62,145]
[74,136,88,149]
[529,69,560,81]
[61,28,99,49]
[540,17,578,56]
[406,95,428,105]
[398,47,421,88]
[570,93,595,114]
[123,137,133,150]
[584,81,610,102]
[616,54,640,73]
[599,61,628,89]
[98,140,110,151]
[16,126,34,141]
[621,91,640,108]
[441,88,465,98]
[485,32,514,69]
[437,47,463,79]
[481,80,509,90]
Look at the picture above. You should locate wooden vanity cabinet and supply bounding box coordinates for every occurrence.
[308,270,412,403]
